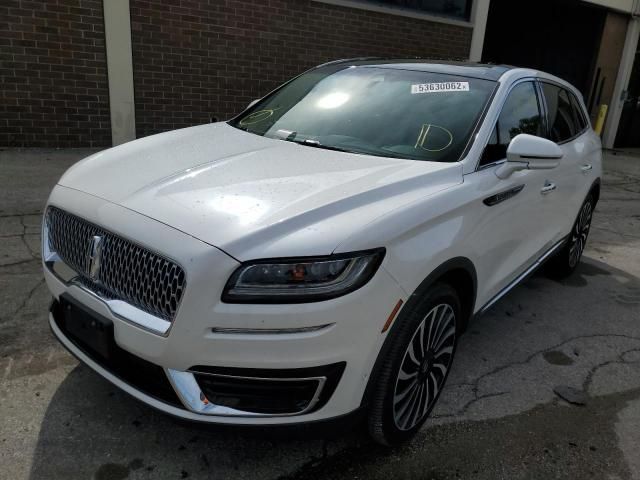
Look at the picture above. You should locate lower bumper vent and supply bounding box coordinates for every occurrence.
[190,363,346,416]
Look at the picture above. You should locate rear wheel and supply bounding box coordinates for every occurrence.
[367,283,460,446]
[546,194,594,278]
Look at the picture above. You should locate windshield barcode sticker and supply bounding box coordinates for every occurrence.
[411,82,470,94]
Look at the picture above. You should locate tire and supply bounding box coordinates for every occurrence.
[367,282,460,446]
[546,194,594,279]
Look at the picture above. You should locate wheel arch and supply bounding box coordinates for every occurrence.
[589,178,601,206]
[428,258,477,330]
[360,256,477,408]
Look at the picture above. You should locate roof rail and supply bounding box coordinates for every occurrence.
[313,57,384,68]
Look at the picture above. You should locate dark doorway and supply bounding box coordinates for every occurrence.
[615,39,640,148]
[482,0,606,97]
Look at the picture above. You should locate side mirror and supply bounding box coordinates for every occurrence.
[246,99,260,110]
[496,134,563,179]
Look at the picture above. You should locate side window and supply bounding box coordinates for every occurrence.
[480,81,542,166]
[541,83,579,142]
[569,92,589,131]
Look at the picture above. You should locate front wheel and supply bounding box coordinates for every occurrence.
[367,283,460,446]
[546,194,594,278]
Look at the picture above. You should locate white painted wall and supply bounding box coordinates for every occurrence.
[581,0,640,14]
[469,0,490,61]
[103,0,136,146]
[603,17,640,148]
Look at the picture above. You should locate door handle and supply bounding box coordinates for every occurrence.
[541,182,556,194]
[580,164,593,172]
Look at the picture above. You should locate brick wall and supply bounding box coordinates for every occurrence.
[0,0,111,147]
[1,0,472,147]
[130,0,472,138]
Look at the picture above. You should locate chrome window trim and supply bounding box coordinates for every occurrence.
[476,158,506,172]
[552,127,589,147]
[165,369,327,417]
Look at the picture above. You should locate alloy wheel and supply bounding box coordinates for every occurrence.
[392,303,456,431]
[569,200,593,268]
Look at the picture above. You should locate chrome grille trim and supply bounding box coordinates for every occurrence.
[45,207,186,322]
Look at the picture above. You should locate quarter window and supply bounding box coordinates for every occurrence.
[541,83,581,143]
[480,81,543,166]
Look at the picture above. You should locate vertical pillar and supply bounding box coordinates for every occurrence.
[469,0,491,62]
[603,17,640,149]
[103,0,136,146]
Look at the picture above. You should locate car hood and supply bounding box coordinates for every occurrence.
[59,123,462,259]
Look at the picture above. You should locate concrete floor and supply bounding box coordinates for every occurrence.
[1,148,639,480]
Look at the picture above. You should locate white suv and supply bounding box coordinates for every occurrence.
[43,60,601,445]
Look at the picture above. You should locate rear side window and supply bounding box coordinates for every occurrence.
[569,92,589,131]
[480,81,543,166]
[541,83,583,143]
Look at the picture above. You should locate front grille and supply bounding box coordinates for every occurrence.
[46,207,186,321]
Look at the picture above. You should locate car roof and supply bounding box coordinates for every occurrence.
[317,58,514,81]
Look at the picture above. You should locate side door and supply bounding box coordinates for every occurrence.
[538,81,597,236]
[467,80,562,306]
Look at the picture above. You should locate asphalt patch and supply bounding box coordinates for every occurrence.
[94,463,129,480]
[543,351,575,365]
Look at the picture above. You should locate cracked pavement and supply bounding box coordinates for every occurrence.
[1,148,640,479]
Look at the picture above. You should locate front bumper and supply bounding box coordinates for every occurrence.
[44,186,407,425]
[50,296,346,419]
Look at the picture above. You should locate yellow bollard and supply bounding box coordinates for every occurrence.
[594,104,608,136]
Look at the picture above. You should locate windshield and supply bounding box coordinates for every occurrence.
[229,65,497,162]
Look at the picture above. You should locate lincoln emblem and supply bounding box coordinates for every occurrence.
[87,235,104,281]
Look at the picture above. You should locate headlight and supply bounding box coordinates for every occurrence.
[222,248,385,303]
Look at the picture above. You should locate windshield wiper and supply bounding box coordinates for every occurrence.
[231,123,250,132]
[291,139,357,154]
[272,130,377,156]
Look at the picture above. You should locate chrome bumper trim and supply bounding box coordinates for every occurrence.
[165,369,327,417]
[84,287,171,335]
[479,237,566,315]
[45,262,171,336]
[46,261,172,335]
[209,324,334,335]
